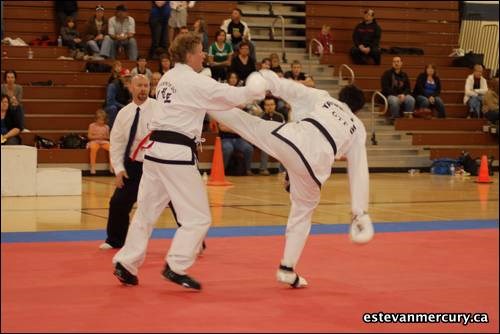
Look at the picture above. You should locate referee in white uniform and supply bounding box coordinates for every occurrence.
[207,70,374,288]
[112,33,266,289]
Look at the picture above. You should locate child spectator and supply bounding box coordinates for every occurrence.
[284,60,315,87]
[159,53,172,75]
[315,25,333,55]
[60,17,86,56]
[87,109,110,174]
[108,60,122,84]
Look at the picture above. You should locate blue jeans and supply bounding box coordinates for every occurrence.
[110,37,138,60]
[87,36,113,58]
[467,95,483,118]
[222,138,253,172]
[416,95,446,118]
[105,105,119,129]
[387,95,415,119]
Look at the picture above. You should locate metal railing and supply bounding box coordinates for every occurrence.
[370,91,388,145]
[307,38,321,76]
[338,64,355,85]
[271,15,287,63]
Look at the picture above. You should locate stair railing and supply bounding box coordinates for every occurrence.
[370,91,388,145]
[271,15,287,63]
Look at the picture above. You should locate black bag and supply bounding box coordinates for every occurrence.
[35,135,57,149]
[452,52,484,68]
[30,80,53,86]
[388,47,424,55]
[458,152,479,176]
[85,62,112,73]
[226,152,247,176]
[59,133,88,149]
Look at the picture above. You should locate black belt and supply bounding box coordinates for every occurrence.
[150,130,197,154]
[302,118,337,156]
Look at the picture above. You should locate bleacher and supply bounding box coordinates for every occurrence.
[306,1,498,161]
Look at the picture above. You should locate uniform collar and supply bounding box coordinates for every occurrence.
[132,97,150,111]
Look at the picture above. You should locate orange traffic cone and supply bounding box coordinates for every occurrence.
[477,183,490,211]
[207,136,233,186]
[475,155,493,183]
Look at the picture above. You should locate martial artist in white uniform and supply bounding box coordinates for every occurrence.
[112,33,265,289]
[207,69,374,288]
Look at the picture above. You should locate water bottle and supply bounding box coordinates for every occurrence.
[57,35,63,47]
[449,164,455,176]
[27,47,34,59]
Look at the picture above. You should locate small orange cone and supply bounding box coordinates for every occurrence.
[207,136,233,186]
[475,155,494,183]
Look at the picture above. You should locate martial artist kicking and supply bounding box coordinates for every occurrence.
[207,70,374,288]
[112,33,266,289]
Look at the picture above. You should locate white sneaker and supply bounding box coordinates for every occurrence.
[99,242,113,250]
[276,267,308,288]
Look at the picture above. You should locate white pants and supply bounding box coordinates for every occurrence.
[208,109,329,268]
[113,143,210,275]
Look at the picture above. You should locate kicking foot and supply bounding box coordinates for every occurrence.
[276,265,308,288]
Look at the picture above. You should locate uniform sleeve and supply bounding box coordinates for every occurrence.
[110,108,128,175]
[345,124,369,217]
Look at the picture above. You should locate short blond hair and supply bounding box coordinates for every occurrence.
[169,32,202,64]
[96,108,108,122]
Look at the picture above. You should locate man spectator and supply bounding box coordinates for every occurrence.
[284,60,315,87]
[221,8,256,61]
[350,9,381,65]
[230,41,256,84]
[131,55,153,81]
[259,96,284,175]
[464,64,488,119]
[83,5,113,60]
[381,56,415,124]
[149,1,171,59]
[108,5,138,60]
[105,68,132,129]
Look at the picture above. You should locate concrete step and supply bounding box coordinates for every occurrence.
[244,16,304,26]
[334,155,431,169]
[242,9,306,17]
[252,34,306,41]
[252,40,305,48]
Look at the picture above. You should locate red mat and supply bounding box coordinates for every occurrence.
[1,229,498,333]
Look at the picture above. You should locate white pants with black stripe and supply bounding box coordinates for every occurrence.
[113,143,210,276]
[208,108,335,269]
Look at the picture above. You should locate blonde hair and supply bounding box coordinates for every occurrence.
[96,109,108,122]
[169,32,202,64]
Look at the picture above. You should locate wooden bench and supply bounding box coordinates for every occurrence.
[412,133,498,146]
[395,119,487,131]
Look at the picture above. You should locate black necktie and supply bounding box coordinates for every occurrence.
[124,107,140,160]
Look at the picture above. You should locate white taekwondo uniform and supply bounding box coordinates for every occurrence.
[207,69,370,269]
[113,63,265,276]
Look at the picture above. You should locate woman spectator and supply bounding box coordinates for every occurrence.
[193,18,209,52]
[83,5,112,60]
[230,41,255,84]
[87,109,110,174]
[269,53,284,77]
[150,72,162,98]
[108,60,122,84]
[208,29,233,82]
[130,55,153,81]
[1,94,24,145]
[61,17,86,56]
[413,64,446,118]
[1,70,23,106]
[158,53,172,75]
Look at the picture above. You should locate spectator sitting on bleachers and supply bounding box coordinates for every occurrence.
[1,70,23,106]
[413,64,446,118]
[464,64,488,119]
[108,5,138,61]
[219,121,254,176]
[381,56,415,124]
[225,71,242,87]
[208,29,234,82]
[350,8,381,65]
[60,17,86,57]
[1,94,23,145]
[131,55,153,81]
[315,25,334,56]
[482,77,498,125]
[193,18,209,52]
[159,53,172,75]
[87,109,110,174]
[83,4,112,60]
[270,53,284,77]
[230,41,256,84]
[260,57,271,70]
[105,68,132,129]
[169,1,196,45]
[108,60,122,84]
[149,72,162,98]
[221,8,256,61]
[148,1,171,59]
[259,96,285,175]
[284,60,315,87]
[179,26,190,35]
[55,0,78,33]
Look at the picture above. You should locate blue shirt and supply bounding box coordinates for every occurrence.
[150,1,170,17]
[1,118,8,135]
[423,80,437,97]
